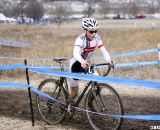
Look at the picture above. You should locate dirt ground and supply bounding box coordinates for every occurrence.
[1,22,160,130]
[0,83,160,130]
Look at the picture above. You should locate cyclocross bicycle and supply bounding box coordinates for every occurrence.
[36,58,123,130]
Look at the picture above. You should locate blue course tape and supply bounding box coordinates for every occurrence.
[0,56,69,61]
[0,64,67,70]
[30,86,115,117]
[0,56,54,61]
[75,105,160,120]
[30,65,69,69]
[94,48,159,60]
[0,61,159,71]
[30,86,63,105]
[115,61,160,68]
[0,48,158,61]
[29,61,160,70]
[113,115,160,121]
[29,86,118,117]
[29,68,160,89]
[30,85,160,120]
[94,61,160,68]
[0,64,26,70]
[112,48,158,57]
[0,82,28,88]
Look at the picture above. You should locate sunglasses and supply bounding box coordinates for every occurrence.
[88,30,98,34]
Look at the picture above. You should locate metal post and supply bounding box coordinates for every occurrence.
[24,59,34,126]
[158,43,160,62]
[158,43,160,69]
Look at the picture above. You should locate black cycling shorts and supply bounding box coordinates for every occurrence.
[71,61,85,80]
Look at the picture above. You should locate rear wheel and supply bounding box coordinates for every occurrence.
[36,78,67,124]
[85,83,123,130]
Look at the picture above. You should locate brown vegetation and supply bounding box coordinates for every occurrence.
[0,23,159,80]
[0,22,160,130]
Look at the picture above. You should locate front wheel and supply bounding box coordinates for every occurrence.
[36,78,67,124]
[85,83,123,130]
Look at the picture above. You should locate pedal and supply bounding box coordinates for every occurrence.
[102,107,106,111]
[66,104,72,115]
[66,98,75,116]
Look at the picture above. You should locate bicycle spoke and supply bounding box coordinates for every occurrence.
[85,83,123,130]
[36,78,67,124]
[93,92,102,112]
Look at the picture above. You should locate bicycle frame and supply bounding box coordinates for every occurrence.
[74,81,94,106]
[70,63,111,107]
[37,59,123,130]
[55,60,111,108]
[58,75,94,106]
[57,59,69,92]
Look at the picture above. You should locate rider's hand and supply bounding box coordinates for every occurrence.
[81,60,90,70]
[109,60,115,68]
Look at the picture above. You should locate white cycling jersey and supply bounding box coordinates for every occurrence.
[69,33,111,66]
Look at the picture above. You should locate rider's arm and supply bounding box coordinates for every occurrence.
[99,46,111,63]
[73,45,86,64]
[73,37,86,64]
[97,37,111,63]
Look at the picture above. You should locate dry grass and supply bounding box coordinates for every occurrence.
[0,22,160,130]
[0,22,160,80]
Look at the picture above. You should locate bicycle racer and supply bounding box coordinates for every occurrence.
[69,18,113,99]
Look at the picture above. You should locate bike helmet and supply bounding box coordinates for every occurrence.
[82,18,99,30]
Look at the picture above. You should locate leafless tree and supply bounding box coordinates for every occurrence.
[83,0,94,17]
[128,1,139,17]
[11,5,21,18]
[54,5,67,26]
[25,0,44,21]
[100,0,110,19]
[54,4,72,26]
[0,0,13,17]
[157,1,160,12]
[147,1,157,14]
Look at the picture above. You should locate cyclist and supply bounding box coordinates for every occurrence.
[69,18,113,99]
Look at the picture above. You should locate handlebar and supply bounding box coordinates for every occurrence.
[53,58,113,76]
[85,63,114,76]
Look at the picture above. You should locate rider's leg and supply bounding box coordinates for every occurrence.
[88,70,99,111]
[70,79,79,99]
[70,61,85,99]
[71,86,79,99]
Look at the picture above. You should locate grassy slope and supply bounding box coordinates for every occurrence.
[0,20,159,80]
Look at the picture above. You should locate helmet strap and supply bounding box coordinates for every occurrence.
[85,30,91,41]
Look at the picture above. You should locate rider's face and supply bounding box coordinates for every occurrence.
[86,30,97,40]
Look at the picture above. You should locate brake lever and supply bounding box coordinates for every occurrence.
[108,61,114,73]
[84,64,94,74]
[111,60,115,73]
[112,65,115,72]
[84,64,89,74]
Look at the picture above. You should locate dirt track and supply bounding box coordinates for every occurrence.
[0,84,160,130]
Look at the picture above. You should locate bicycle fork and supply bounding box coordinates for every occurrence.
[92,86,106,112]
